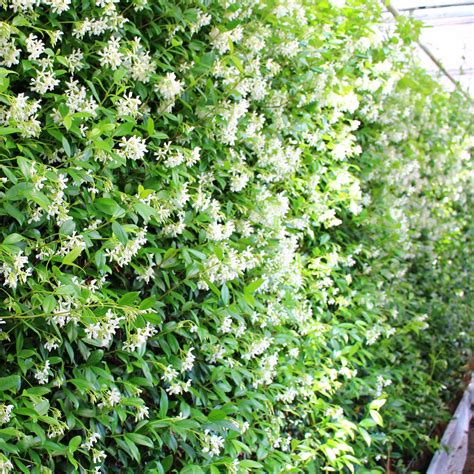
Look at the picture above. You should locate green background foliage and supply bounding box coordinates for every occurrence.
[0,0,472,473]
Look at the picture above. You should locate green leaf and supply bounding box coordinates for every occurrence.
[113,121,136,137]
[230,55,244,74]
[12,15,31,27]
[17,157,32,178]
[0,375,21,392]
[0,127,19,135]
[95,198,125,217]
[120,437,141,463]
[147,117,155,136]
[4,203,25,225]
[28,190,51,210]
[139,296,156,310]
[63,115,72,130]
[208,409,226,422]
[239,460,264,468]
[0,428,21,438]
[134,201,156,222]
[112,221,128,245]
[180,466,205,474]
[23,387,50,396]
[118,292,140,306]
[359,418,376,429]
[359,428,371,447]
[87,350,104,366]
[1,165,17,184]
[3,233,24,244]
[369,410,383,427]
[68,436,82,453]
[369,398,387,410]
[59,219,76,236]
[62,136,72,157]
[68,378,96,391]
[124,433,153,448]
[67,452,79,469]
[85,80,100,102]
[221,284,230,305]
[34,399,49,416]
[62,246,83,266]
[244,278,264,295]
[113,67,127,84]
[42,295,56,314]
[159,388,168,418]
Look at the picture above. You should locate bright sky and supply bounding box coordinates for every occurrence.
[387,0,474,96]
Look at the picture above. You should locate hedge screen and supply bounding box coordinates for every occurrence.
[0,0,472,473]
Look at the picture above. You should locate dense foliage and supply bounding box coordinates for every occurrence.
[0,0,472,472]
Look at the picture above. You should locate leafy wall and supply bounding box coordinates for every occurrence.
[0,0,472,473]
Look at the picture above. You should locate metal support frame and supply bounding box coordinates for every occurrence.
[382,0,473,101]
[399,2,474,10]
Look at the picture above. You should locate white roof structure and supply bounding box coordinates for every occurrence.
[383,1,474,97]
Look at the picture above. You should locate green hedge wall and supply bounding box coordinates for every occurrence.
[0,0,472,473]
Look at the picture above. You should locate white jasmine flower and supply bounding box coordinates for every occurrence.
[219,315,232,334]
[0,404,14,425]
[49,30,63,46]
[25,34,44,60]
[44,338,60,352]
[4,93,42,138]
[1,40,21,67]
[156,72,184,100]
[0,455,13,473]
[289,348,299,358]
[92,449,106,463]
[82,432,100,450]
[123,323,157,352]
[116,92,142,119]
[105,227,148,266]
[182,347,195,372]
[117,136,147,161]
[84,310,123,347]
[57,231,86,257]
[30,68,60,95]
[202,430,225,457]
[65,78,98,116]
[135,405,149,421]
[186,146,201,166]
[161,365,178,382]
[136,261,156,283]
[0,250,32,289]
[99,36,123,70]
[103,388,121,407]
[166,379,191,395]
[44,0,71,14]
[66,48,84,73]
[34,360,51,385]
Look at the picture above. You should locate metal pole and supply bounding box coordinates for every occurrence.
[399,1,474,10]
[382,0,472,101]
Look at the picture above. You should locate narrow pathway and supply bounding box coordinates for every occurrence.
[427,374,474,474]
[464,417,474,474]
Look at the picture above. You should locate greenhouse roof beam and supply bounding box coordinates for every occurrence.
[396,0,474,8]
[383,0,473,101]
